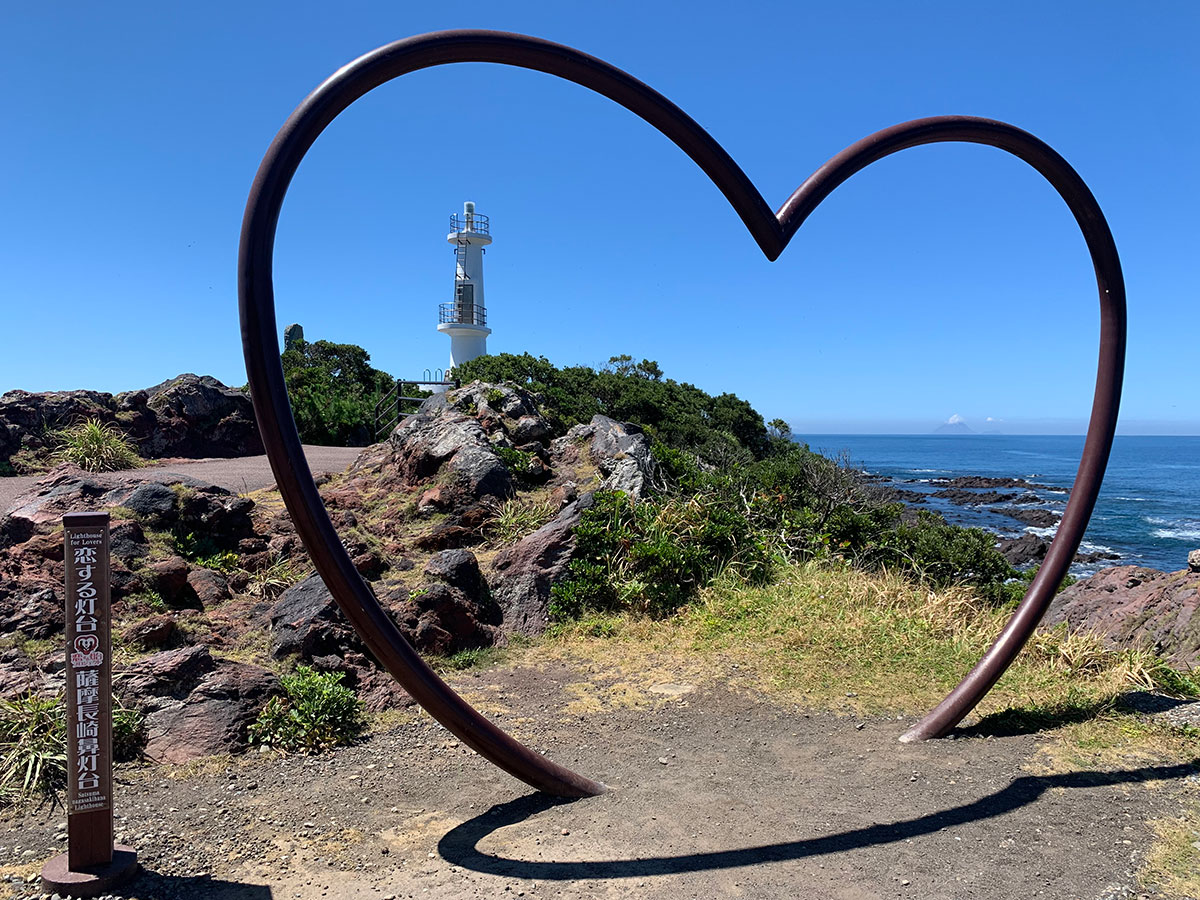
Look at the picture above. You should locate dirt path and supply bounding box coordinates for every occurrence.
[0,446,363,511]
[3,659,1194,900]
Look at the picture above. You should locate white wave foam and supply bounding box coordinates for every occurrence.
[1152,527,1200,541]
[1025,525,1059,539]
[1113,496,1148,502]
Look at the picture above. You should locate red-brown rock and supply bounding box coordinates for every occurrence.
[1045,565,1200,667]
[121,614,178,650]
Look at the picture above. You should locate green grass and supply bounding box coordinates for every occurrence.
[0,692,145,806]
[486,496,556,544]
[248,666,365,753]
[54,418,144,472]
[543,561,1200,720]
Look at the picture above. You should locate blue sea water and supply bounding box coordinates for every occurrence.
[797,434,1200,574]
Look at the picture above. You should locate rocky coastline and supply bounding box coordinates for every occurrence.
[0,381,657,764]
[862,469,1200,671]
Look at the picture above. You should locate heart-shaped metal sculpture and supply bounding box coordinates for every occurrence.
[239,30,1125,799]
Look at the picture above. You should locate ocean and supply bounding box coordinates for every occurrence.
[796,434,1200,575]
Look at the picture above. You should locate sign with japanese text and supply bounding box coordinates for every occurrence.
[63,512,114,869]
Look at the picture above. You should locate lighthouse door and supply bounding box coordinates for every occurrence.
[457,283,475,324]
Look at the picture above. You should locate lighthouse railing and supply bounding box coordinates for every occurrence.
[449,212,489,235]
[439,301,487,327]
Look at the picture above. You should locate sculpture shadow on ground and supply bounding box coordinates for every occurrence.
[437,760,1199,880]
[119,871,274,899]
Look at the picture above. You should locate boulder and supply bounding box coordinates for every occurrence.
[0,587,60,639]
[187,568,232,606]
[385,550,502,655]
[138,374,262,459]
[119,645,216,701]
[490,493,594,634]
[109,520,149,563]
[141,660,278,764]
[269,574,360,661]
[121,614,179,650]
[389,413,513,503]
[552,416,655,498]
[148,556,195,607]
[123,483,178,524]
[997,533,1048,567]
[1045,565,1200,667]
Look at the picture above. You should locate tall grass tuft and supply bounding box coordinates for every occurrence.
[0,692,145,806]
[55,418,144,472]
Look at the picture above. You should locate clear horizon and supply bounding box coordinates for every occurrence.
[3,2,1197,433]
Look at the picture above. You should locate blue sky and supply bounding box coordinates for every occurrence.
[2,1,1196,434]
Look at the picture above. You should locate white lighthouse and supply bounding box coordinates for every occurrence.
[437,201,492,378]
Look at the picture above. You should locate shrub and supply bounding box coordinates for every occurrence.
[874,511,1018,604]
[281,338,397,446]
[54,419,143,472]
[0,693,145,805]
[486,497,556,544]
[248,666,365,753]
[455,352,769,463]
[551,490,768,620]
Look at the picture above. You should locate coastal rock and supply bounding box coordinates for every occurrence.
[997,533,1048,567]
[490,494,594,634]
[999,508,1060,529]
[930,476,1068,493]
[1045,565,1200,667]
[140,659,279,764]
[551,416,655,498]
[1190,549,1200,574]
[931,488,1020,506]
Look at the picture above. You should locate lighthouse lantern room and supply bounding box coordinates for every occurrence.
[438,201,493,378]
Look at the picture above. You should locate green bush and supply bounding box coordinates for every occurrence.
[874,511,1018,604]
[455,352,769,463]
[248,666,365,753]
[0,693,145,805]
[551,490,768,620]
[281,338,397,446]
[54,419,143,472]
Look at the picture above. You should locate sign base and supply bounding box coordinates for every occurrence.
[41,845,138,898]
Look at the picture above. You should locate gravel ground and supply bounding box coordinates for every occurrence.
[0,447,364,512]
[2,660,1196,900]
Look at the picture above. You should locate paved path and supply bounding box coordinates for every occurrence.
[0,445,364,512]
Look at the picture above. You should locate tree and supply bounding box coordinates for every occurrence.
[281,339,395,446]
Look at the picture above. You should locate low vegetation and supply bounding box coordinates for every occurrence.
[248,665,365,753]
[281,338,397,446]
[0,692,145,806]
[54,418,143,472]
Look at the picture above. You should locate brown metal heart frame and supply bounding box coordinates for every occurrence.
[238,30,1126,797]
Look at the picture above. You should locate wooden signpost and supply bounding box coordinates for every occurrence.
[41,512,138,897]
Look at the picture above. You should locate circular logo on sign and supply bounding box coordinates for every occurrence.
[74,635,98,655]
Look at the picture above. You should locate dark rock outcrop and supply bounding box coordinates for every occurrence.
[0,374,261,473]
[997,533,1048,567]
[490,494,594,634]
[269,574,362,662]
[1045,565,1200,667]
[388,550,502,655]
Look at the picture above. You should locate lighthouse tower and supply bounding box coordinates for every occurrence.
[438,201,492,378]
